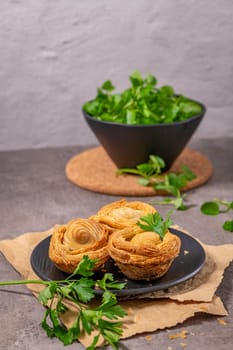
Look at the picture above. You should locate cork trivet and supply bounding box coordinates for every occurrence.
[65,146,213,196]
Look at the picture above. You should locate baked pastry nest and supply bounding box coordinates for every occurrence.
[49,218,109,273]
[108,226,181,280]
[90,199,156,231]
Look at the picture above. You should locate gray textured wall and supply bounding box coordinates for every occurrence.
[0,0,233,151]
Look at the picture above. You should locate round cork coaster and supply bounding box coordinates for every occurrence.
[65,146,213,196]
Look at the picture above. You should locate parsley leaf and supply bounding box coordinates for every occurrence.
[71,254,96,277]
[38,282,57,304]
[136,211,173,240]
[71,277,95,303]
[96,273,126,291]
[223,220,233,232]
[200,201,220,215]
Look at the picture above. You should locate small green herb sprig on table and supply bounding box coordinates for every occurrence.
[137,211,173,240]
[83,71,203,125]
[117,154,165,178]
[118,155,196,210]
[152,165,196,210]
[0,256,127,350]
[201,199,233,232]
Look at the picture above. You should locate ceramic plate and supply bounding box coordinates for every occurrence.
[30,228,205,297]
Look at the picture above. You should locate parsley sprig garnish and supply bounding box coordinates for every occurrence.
[0,255,127,349]
[201,199,233,232]
[118,155,196,210]
[117,154,165,178]
[153,165,196,210]
[136,212,173,240]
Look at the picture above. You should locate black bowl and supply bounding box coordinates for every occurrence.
[83,101,206,171]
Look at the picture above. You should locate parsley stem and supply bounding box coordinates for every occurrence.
[0,279,50,286]
[0,279,83,287]
[214,198,231,212]
[0,278,90,287]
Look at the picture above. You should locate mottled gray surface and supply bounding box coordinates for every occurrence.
[0,137,232,349]
[1,1,233,348]
[0,0,233,151]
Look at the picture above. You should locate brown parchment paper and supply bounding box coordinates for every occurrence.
[0,226,233,348]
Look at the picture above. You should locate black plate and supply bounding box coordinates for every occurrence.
[30,228,205,297]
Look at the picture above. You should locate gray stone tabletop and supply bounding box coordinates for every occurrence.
[0,137,232,350]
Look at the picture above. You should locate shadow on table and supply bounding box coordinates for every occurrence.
[190,137,233,184]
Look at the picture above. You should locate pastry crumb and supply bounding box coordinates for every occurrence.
[183,250,189,255]
[167,346,173,350]
[199,306,208,312]
[180,342,187,348]
[127,307,134,315]
[168,329,187,339]
[145,335,152,341]
[133,314,140,323]
[217,318,227,326]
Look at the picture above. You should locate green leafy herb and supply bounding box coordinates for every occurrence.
[136,211,173,240]
[201,199,233,232]
[153,167,196,210]
[200,201,220,215]
[118,155,196,211]
[153,196,187,211]
[117,154,165,178]
[83,71,203,125]
[0,256,127,349]
[222,220,233,232]
[201,199,233,215]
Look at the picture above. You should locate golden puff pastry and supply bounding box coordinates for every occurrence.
[49,218,110,273]
[107,226,181,280]
[90,199,156,232]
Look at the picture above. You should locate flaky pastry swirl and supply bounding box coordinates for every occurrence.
[49,218,109,273]
[90,199,156,232]
[108,226,181,280]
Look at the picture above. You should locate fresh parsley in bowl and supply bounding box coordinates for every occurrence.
[83,71,203,125]
[82,71,206,169]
